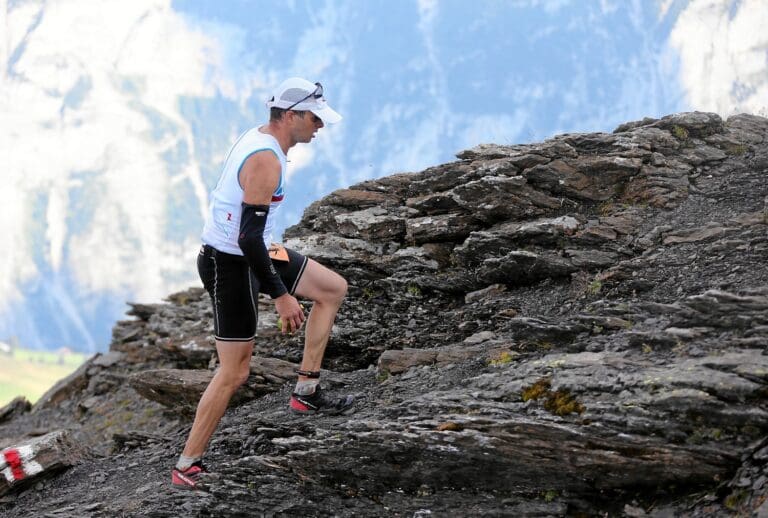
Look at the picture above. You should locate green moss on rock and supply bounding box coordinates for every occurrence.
[522,378,586,416]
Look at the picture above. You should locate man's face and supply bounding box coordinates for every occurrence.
[290,111,324,143]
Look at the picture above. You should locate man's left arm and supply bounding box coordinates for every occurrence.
[238,151,305,333]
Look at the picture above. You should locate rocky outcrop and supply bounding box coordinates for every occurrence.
[0,112,766,516]
[0,398,31,425]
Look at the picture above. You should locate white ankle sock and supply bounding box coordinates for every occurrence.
[294,379,319,396]
[176,454,201,471]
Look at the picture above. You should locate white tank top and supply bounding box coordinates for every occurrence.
[201,128,286,255]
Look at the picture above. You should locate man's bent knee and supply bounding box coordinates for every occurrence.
[334,276,348,302]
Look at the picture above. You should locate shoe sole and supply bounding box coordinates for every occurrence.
[171,483,197,491]
[171,469,210,492]
[171,481,213,493]
[289,405,355,416]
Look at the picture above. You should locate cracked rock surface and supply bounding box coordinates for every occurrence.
[0,112,767,516]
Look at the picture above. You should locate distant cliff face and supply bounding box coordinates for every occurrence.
[0,112,767,517]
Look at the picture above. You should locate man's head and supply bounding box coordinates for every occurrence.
[266,77,342,124]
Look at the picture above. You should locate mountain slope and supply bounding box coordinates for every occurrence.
[0,111,766,516]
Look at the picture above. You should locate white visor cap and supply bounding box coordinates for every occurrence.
[265,77,342,124]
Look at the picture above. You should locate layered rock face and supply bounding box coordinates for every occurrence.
[0,112,766,517]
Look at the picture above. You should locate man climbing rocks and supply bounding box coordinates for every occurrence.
[172,78,354,490]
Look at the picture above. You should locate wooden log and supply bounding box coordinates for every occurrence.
[0,431,84,496]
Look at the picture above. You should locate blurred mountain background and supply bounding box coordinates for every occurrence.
[1,0,766,353]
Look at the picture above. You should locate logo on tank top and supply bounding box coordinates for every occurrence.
[227,212,232,221]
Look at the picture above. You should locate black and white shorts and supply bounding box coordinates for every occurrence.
[197,244,309,342]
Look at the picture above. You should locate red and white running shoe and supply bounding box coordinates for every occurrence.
[171,462,208,490]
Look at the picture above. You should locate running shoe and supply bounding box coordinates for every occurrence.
[289,386,355,415]
[171,462,208,490]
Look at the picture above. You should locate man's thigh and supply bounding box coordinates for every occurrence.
[198,245,259,341]
[293,258,347,302]
[273,247,309,295]
[215,339,254,370]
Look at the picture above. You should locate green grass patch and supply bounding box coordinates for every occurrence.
[671,125,689,140]
[0,348,89,406]
[725,143,748,156]
[542,489,558,502]
[406,284,422,297]
[724,489,748,511]
[488,351,516,366]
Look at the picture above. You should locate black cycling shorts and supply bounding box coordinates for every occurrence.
[197,244,309,342]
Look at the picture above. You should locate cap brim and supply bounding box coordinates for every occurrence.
[311,104,342,124]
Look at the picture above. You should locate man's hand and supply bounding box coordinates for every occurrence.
[274,294,306,334]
